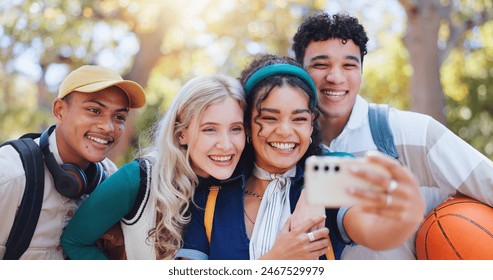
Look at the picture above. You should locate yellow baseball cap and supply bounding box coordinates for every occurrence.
[58,65,146,108]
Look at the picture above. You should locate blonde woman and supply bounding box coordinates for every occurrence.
[61,74,246,259]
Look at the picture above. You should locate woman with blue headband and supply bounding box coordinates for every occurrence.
[176,54,424,260]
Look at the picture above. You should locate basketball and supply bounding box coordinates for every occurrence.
[416,196,493,260]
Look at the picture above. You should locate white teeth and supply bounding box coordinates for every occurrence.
[322,90,346,96]
[270,142,295,150]
[86,135,109,145]
[210,155,232,162]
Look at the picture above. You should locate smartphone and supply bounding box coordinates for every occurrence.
[305,156,378,207]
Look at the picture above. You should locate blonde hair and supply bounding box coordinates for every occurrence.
[140,74,246,259]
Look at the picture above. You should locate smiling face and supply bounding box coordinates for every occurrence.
[53,86,130,168]
[182,97,245,180]
[250,85,314,174]
[303,38,362,125]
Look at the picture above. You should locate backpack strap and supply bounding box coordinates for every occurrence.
[122,158,151,225]
[1,138,45,260]
[204,186,220,244]
[325,244,335,260]
[368,103,399,159]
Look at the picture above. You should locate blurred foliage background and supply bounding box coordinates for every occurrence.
[1,0,492,166]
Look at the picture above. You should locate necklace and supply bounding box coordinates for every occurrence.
[244,190,263,200]
[244,209,256,225]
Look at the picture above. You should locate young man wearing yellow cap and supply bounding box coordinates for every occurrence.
[0,65,146,259]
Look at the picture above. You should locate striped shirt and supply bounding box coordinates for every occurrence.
[326,95,493,259]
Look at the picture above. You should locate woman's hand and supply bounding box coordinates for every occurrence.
[259,215,330,260]
[348,150,424,224]
[291,189,325,232]
[344,150,425,249]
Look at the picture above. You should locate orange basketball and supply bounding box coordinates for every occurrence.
[416,196,493,260]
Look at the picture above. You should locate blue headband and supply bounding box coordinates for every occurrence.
[243,64,318,107]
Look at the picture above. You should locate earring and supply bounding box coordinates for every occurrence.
[309,137,312,144]
[246,136,251,144]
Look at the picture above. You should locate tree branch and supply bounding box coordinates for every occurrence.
[398,0,417,16]
[441,3,493,64]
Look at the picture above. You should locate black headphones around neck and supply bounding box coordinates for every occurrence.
[39,125,106,199]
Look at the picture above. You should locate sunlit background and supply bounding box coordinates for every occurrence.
[1,0,492,164]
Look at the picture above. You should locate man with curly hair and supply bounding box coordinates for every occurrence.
[292,12,493,259]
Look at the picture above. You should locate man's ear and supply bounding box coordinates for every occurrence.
[52,98,65,124]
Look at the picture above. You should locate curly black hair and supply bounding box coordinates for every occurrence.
[239,54,322,165]
[292,12,368,66]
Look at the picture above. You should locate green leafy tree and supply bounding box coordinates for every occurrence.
[444,21,493,158]
[399,0,493,125]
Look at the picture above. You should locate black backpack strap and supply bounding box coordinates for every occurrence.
[2,138,45,259]
[368,103,399,160]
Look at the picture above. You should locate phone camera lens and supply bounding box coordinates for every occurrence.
[313,165,319,171]
[324,165,329,172]
[334,165,340,172]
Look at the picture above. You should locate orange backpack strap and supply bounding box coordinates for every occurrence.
[204,186,220,244]
[325,243,335,260]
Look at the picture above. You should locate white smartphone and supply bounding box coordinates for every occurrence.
[305,156,378,207]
